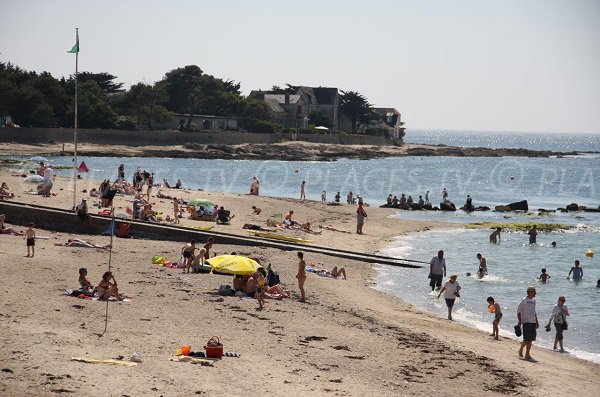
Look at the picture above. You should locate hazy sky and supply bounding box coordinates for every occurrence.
[1,0,599,134]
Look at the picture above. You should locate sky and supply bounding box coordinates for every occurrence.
[1,0,599,134]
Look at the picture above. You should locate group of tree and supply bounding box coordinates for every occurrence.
[0,62,274,132]
[0,62,389,134]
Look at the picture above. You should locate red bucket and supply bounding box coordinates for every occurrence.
[204,345,223,358]
[204,336,223,359]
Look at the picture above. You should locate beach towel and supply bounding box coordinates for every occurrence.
[64,290,131,302]
[71,357,137,366]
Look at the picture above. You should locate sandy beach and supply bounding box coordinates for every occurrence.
[1,166,599,396]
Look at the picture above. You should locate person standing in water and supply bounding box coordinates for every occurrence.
[568,260,583,281]
[489,227,502,243]
[528,225,538,244]
[300,181,306,201]
[477,253,488,276]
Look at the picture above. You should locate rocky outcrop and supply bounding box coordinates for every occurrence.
[440,201,456,211]
[566,203,579,212]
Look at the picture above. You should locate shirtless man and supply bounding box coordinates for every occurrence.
[300,181,306,201]
[489,227,502,243]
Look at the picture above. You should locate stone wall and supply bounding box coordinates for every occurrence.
[0,127,391,146]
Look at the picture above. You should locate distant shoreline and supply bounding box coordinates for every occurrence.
[0,141,584,161]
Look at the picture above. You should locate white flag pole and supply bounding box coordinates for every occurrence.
[72,28,79,210]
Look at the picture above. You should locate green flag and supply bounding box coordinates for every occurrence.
[67,33,79,53]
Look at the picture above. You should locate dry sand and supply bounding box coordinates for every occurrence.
[0,166,599,397]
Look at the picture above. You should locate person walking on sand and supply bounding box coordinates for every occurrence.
[24,223,36,257]
[437,273,460,320]
[489,227,502,243]
[517,286,539,361]
[296,252,307,302]
[429,250,446,291]
[487,296,502,340]
[545,296,569,352]
[300,181,306,201]
[568,260,583,281]
[528,225,538,244]
[356,202,367,234]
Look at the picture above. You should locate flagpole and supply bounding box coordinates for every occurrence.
[102,208,115,335]
[72,27,79,210]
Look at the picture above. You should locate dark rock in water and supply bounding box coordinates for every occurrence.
[538,208,554,213]
[440,201,456,211]
[583,208,600,213]
[566,203,579,212]
[460,205,489,212]
[495,205,512,212]
[432,206,439,211]
[508,200,528,211]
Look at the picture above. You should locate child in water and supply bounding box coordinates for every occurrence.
[539,268,551,283]
[486,296,502,340]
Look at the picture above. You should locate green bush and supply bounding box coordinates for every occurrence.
[244,119,278,133]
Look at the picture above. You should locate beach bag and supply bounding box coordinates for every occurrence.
[267,267,280,287]
[218,285,235,296]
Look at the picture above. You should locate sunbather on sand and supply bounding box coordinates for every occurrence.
[243,223,274,231]
[0,182,14,199]
[301,222,322,235]
[0,214,23,236]
[97,271,124,301]
[255,268,290,299]
[251,206,262,215]
[55,239,111,250]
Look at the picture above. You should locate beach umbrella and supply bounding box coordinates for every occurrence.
[188,198,215,208]
[24,175,44,184]
[206,255,262,275]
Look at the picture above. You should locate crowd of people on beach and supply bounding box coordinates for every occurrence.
[428,226,595,361]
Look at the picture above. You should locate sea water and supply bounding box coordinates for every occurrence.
[10,153,600,210]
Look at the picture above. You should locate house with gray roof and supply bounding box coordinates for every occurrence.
[249,86,341,131]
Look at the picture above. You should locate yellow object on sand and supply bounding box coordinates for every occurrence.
[71,357,137,366]
[585,249,594,258]
[191,225,213,231]
[251,231,313,244]
[206,255,262,275]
